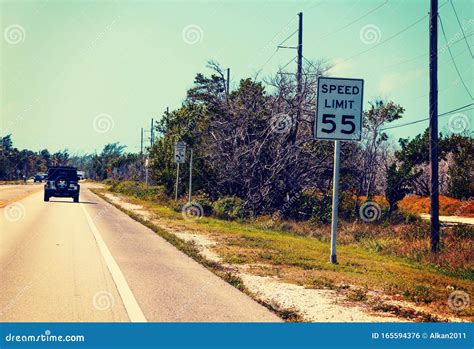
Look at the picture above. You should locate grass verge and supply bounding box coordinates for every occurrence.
[92,187,473,321]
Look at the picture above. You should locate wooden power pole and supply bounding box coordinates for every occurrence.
[150,118,154,147]
[429,0,440,252]
[296,12,303,138]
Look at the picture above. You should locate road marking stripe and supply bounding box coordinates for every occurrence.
[81,203,147,322]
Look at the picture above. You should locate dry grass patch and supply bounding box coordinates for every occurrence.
[94,187,474,321]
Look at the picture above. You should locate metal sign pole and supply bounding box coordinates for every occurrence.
[145,157,149,186]
[145,167,148,186]
[188,148,193,203]
[330,140,341,264]
[175,163,180,201]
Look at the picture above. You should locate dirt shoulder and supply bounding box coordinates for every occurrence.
[91,187,473,322]
[0,183,43,208]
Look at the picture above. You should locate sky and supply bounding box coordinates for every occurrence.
[1,0,473,154]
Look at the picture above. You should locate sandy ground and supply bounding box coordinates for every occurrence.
[102,191,407,322]
[419,213,474,225]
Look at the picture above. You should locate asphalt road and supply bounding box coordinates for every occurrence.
[0,184,279,322]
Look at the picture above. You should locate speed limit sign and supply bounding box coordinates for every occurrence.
[314,77,364,265]
[315,77,364,141]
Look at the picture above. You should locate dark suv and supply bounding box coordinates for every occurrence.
[44,166,80,202]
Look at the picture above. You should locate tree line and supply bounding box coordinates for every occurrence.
[148,61,473,217]
[1,60,472,218]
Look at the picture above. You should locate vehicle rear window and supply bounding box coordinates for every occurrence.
[48,168,77,180]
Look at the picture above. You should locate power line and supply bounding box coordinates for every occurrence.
[380,103,474,130]
[449,0,473,57]
[341,0,449,64]
[383,30,474,69]
[342,14,428,63]
[303,55,320,74]
[255,15,298,72]
[258,49,279,71]
[438,14,473,99]
[279,57,296,72]
[316,0,389,40]
[278,29,298,47]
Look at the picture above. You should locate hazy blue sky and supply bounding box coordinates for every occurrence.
[1,0,473,154]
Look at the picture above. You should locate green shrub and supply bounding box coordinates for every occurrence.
[402,285,434,303]
[110,181,167,202]
[388,209,420,224]
[102,178,117,187]
[286,192,331,224]
[346,287,368,302]
[213,196,247,220]
[401,222,429,239]
[339,192,358,220]
[450,224,474,239]
[170,200,184,213]
[192,192,213,216]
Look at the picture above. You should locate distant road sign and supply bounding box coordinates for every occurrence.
[315,77,364,141]
[174,142,186,163]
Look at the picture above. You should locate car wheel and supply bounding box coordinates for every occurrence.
[73,195,79,203]
[44,193,49,202]
[55,177,69,191]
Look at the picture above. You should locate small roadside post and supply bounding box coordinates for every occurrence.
[145,156,149,186]
[315,76,364,264]
[174,142,186,200]
[188,148,193,203]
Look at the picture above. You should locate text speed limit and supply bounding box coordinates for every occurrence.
[315,77,364,141]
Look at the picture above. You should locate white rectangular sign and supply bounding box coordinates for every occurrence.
[315,77,364,141]
[174,142,186,164]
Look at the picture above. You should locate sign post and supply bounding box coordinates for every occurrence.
[175,163,180,201]
[174,142,186,200]
[188,148,193,203]
[315,77,364,264]
[145,157,149,186]
[330,141,340,264]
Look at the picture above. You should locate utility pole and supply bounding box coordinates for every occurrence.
[297,12,303,103]
[429,0,440,252]
[226,68,230,95]
[292,12,303,143]
[150,118,154,147]
[140,128,143,154]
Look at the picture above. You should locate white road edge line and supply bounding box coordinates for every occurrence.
[81,203,147,322]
